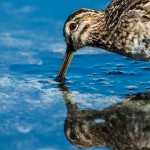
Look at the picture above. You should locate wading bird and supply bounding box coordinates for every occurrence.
[56,0,150,81]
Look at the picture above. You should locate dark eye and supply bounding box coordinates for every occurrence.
[69,23,77,30]
[70,133,78,140]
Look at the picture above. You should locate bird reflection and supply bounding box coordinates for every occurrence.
[59,84,150,150]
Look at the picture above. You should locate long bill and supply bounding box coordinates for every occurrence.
[56,49,75,82]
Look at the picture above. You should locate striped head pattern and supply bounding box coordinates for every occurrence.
[63,9,105,51]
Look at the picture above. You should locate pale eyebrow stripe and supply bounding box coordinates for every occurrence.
[74,21,89,40]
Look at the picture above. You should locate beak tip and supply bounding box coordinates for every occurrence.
[55,76,65,83]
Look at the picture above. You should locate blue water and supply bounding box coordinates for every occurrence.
[0,0,150,150]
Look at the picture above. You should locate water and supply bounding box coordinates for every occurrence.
[0,0,150,150]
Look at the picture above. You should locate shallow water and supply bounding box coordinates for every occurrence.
[0,0,150,150]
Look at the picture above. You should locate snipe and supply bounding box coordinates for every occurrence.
[56,0,150,81]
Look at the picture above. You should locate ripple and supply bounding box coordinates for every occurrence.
[140,67,150,70]
[107,71,126,75]
[126,86,138,91]
[17,125,33,133]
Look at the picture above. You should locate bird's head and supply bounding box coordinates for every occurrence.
[56,9,105,81]
[64,9,100,51]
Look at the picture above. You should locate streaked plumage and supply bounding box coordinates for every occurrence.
[56,0,150,81]
[60,85,150,150]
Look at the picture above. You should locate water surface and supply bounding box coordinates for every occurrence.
[0,0,150,150]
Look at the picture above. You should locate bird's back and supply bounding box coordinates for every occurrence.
[105,0,150,61]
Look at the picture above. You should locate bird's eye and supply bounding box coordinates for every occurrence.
[70,133,78,140]
[69,23,77,30]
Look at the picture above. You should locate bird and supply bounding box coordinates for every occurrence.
[56,0,150,82]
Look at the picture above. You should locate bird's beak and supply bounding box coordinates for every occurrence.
[56,46,75,82]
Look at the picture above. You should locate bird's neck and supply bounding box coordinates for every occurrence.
[87,11,114,51]
[88,10,126,55]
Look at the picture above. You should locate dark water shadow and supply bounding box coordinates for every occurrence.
[58,83,150,150]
